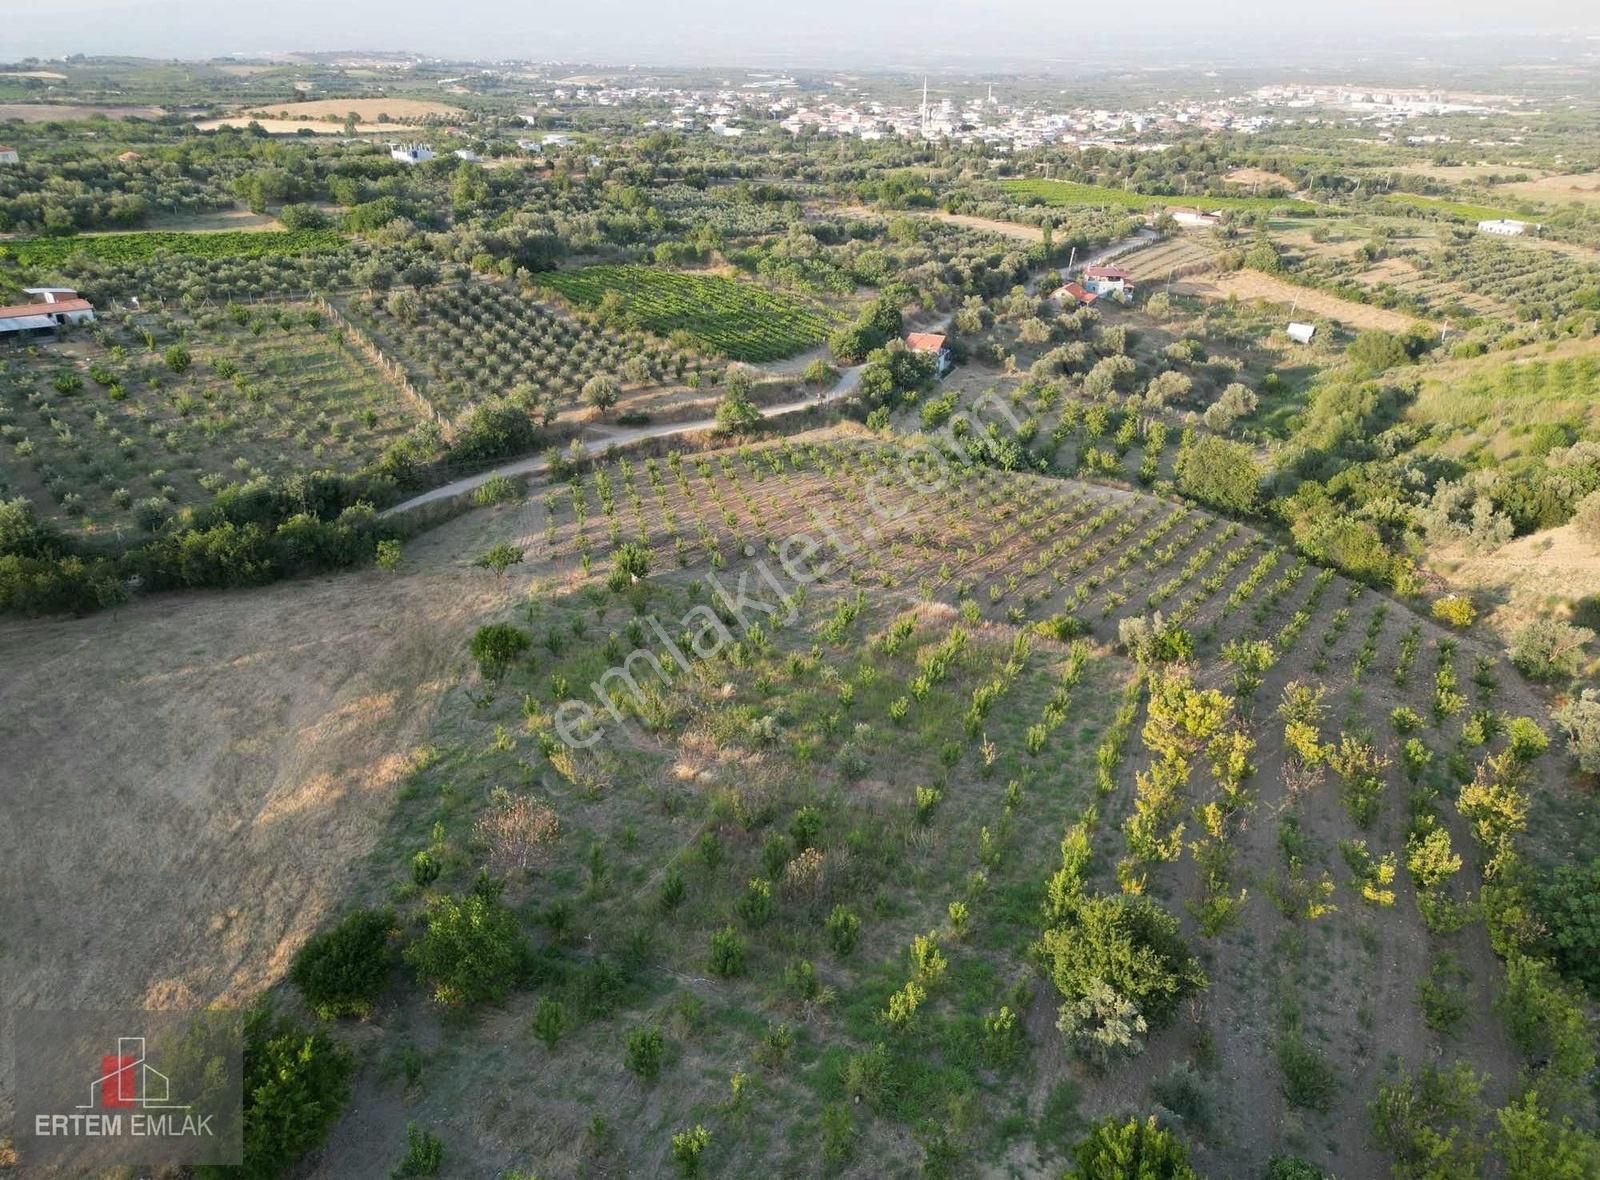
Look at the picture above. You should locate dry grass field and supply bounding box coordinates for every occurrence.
[1175,269,1424,331]
[0,103,166,121]
[240,98,465,121]
[1224,166,1297,190]
[1501,171,1600,205]
[1114,235,1224,281]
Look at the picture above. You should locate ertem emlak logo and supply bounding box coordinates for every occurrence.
[13,1009,243,1168]
[36,1035,211,1137]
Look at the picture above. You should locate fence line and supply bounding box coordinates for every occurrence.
[315,296,456,442]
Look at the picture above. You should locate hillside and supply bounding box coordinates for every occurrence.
[7,427,1571,1177]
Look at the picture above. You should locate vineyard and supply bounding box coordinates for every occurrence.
[0,228,348,267]
[535,265,839,362]
[336,281,684,422]
[1001,178,1318,214]
[272,427,1590,1180]
[0,303,424,531]
[1379,192,1534,225]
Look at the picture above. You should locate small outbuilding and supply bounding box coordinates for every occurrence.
[1287,321,1316,345]
[1477,219,1532,236]
[905,331,953,376]
[0,291,96,340]
[389,143,435,164]
[0,146,18,165]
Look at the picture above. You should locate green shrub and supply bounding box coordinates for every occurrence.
[472,474,523,507]
[404,884,527,1006]
[1504,716,1549,762]
[469,622,531,678]
[1536,858,1600,996]
[532,996,565,1050]
[1040,893,1206,1030]
[670,1124,711,1177]
[392,1123,443,1177]
[289,908,394,1019]
[410,848,441,887]
[820,1102,857,1168]
[607,541,651,592]
[1510,618,1591,681]
[825,905,861,956]
[1277,1033,1339,1112]
[1498,953,1596,1080]
[1064,1115,1199,1180]
[624,1025,665,1081]
[474,542,525,576]
[737,878,775,927]
[708,926,746,977]
[224,1007,354,1180]
[1150,1061,1215,1134]
[1430,594,1476,627]
[1370,1063,1484,1180]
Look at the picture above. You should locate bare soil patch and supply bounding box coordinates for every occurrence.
[1502,171,1600,205]
[1176,270,1423,331]
[194,117,424,135]
[0,509,529,1032]
[240,98,463,121]
[1225,166,1297,190]
[1433,523,1600,641]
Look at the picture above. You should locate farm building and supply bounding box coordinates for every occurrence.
[0,146,18,165]
[0,291,96,340]
[1170,208,1221,228]
[389,143,435,164]
[1287,321,1316,345]
[905,331,953,376]
[1050,281,1098,306]
[1478,219,1533,236]
[1082,265,1135,301]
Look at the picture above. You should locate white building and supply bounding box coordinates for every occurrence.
[0,146,17,166]
[1170,209,1221,229]
[1287,321,1316,345]
[1478,219,1532,236]
[0,290,96,339]
[389,143,435,164]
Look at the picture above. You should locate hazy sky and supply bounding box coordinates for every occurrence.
[6,0,1599,66]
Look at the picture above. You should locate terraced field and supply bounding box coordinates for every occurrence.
[1113,235,1225,282]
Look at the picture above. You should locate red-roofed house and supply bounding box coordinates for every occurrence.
[0,146,18,166]
[1050,281,1097,306]
[0,291,96,339]
[1082,264,1135,301]
[905,331,952,376]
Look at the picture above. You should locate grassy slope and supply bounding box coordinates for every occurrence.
[309,431,1565,1180]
